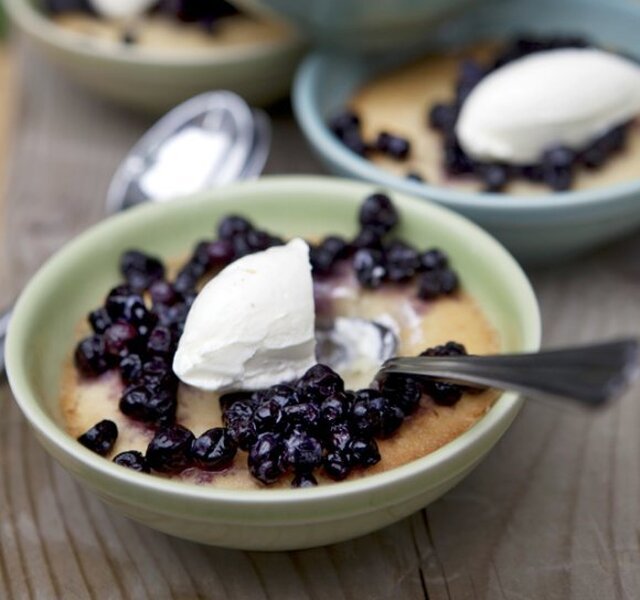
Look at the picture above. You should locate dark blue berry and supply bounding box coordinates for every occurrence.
[353,248,387,288]
[351,226,385,252]
[119,353,143,384]
[147,325,174,356]
[146,425,195,474]
[417,268,459,300]
[375,132,411,160]
[323,451,351,480]
[310,236,349,276]
[113,450,149,473]
[443,137,473,175]
[296,364,344,404]
[253,399,284,433]
[382,375,422,416]
[78,420,118,456]
[88,307,111,334]
[421,341,467,358]
[327,423,352,452]
[341,129,369,156]
[350,392,382,438]
[283,402,320,430]
[248,432,285,485]
[262,385,299,409]
[284,430,323,470]
[223,400,257,450]
[385,241,420,282]
[419,248,449,272]
[149,280,179,307]
[218,215,253,240]
[119,385,177,424]
[348,438,381,467]
[319,393,351,429]
[190,428,237,471]
[120,250,165,292]
[481,165,509,192]
[206,239,235,266]
[329,110,360,138]
[359,192,398,233]
[104,321,139,357]
[74,335,112,377]
[429,103,458,132]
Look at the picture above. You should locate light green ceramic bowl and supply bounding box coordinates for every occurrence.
[6,176,541,550]
[4,0,305,112]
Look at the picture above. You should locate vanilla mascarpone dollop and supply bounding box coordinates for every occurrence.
[89,0,156,20]
[456,48,640,164]
[173,238,317,391]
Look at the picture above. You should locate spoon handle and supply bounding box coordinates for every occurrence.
[378,339,640,408]
[0,305,12,376]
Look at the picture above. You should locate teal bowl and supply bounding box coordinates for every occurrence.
[5,0,305,112]
[292,0,640,265]
[6,176,540,550]
[231,0,473,51]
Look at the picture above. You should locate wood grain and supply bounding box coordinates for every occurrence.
[2,41,640,600]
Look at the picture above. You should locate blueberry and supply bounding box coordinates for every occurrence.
[223,400,257,450]
[543,146,576,170]
[119,385,177,424]
[323,451,351,480]
[190,428,237,471]
[329,110,360,138]
[353,248,387,288]
[421,341,467,357]
[348,438,381,467]
[147,325,174,356]
[219,391,255,410]
[105,287,156,335]
[341,129,369,156]
[351,226,385,252]
[419,248,449,272]
[284,430,323,471]
[206,239,235,266]
[292,471,318,488]
[149,280,179,307]
[146,425,195,474]
[262,385,299,409]
[456,60,486,101]
[78,420,118,456]
[375,132,411,160]
[319,393,351,429]
[326,423,352,452]
[385,240,420,282]
[253,399,284,433]
[310,236,349,276]
[481,165,509,193]
[296,364,344,404]
[359,192,398,233]
[113,450,149,473]
[74,335,112,377]
[104,321,139,357]
[443,137,474,175]
[350,393,381,438]
[429,103,458,132]
[248,432,285,485]
[417,268,459,300]
[119,353,143,385]
[378,403,404,439]
[88,307,112,334]
[217,215,253,240]
[283,402,320,430]
[382,374,422,416]
[120,250,165,292]
[424,381,464,407]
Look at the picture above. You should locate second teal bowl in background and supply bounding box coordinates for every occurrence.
[292,0,640,266]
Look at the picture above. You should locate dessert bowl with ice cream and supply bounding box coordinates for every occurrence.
[293,0,640,264]
[6,176,539,549]
[4,0,304,111]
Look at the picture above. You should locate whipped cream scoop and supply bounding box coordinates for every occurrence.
[456,48,640,164]
[173,238,316,392]
[89,0,156,20]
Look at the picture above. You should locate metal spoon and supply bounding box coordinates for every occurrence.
[377,339,640,408]
[0,91,271,375]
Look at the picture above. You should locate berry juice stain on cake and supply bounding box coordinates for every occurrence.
[337,36,640,194]
[60,192,500,489]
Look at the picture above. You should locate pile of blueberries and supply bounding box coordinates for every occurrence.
[312,192,459,300]
[331,35,631,193]
[44,0,238,38]
[74,192,467,486]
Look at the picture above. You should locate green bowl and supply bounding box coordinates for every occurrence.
[4,0,305,112]
[6,176,541,550]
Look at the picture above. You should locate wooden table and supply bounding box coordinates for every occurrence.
[1,41,640,600]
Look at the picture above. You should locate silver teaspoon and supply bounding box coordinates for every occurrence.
[0,91,271,375]
[377,339,640,408]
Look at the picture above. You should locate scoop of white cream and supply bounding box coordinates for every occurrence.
[88,0,156,20]
[456,48,640,164]
[173,238,316,391]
